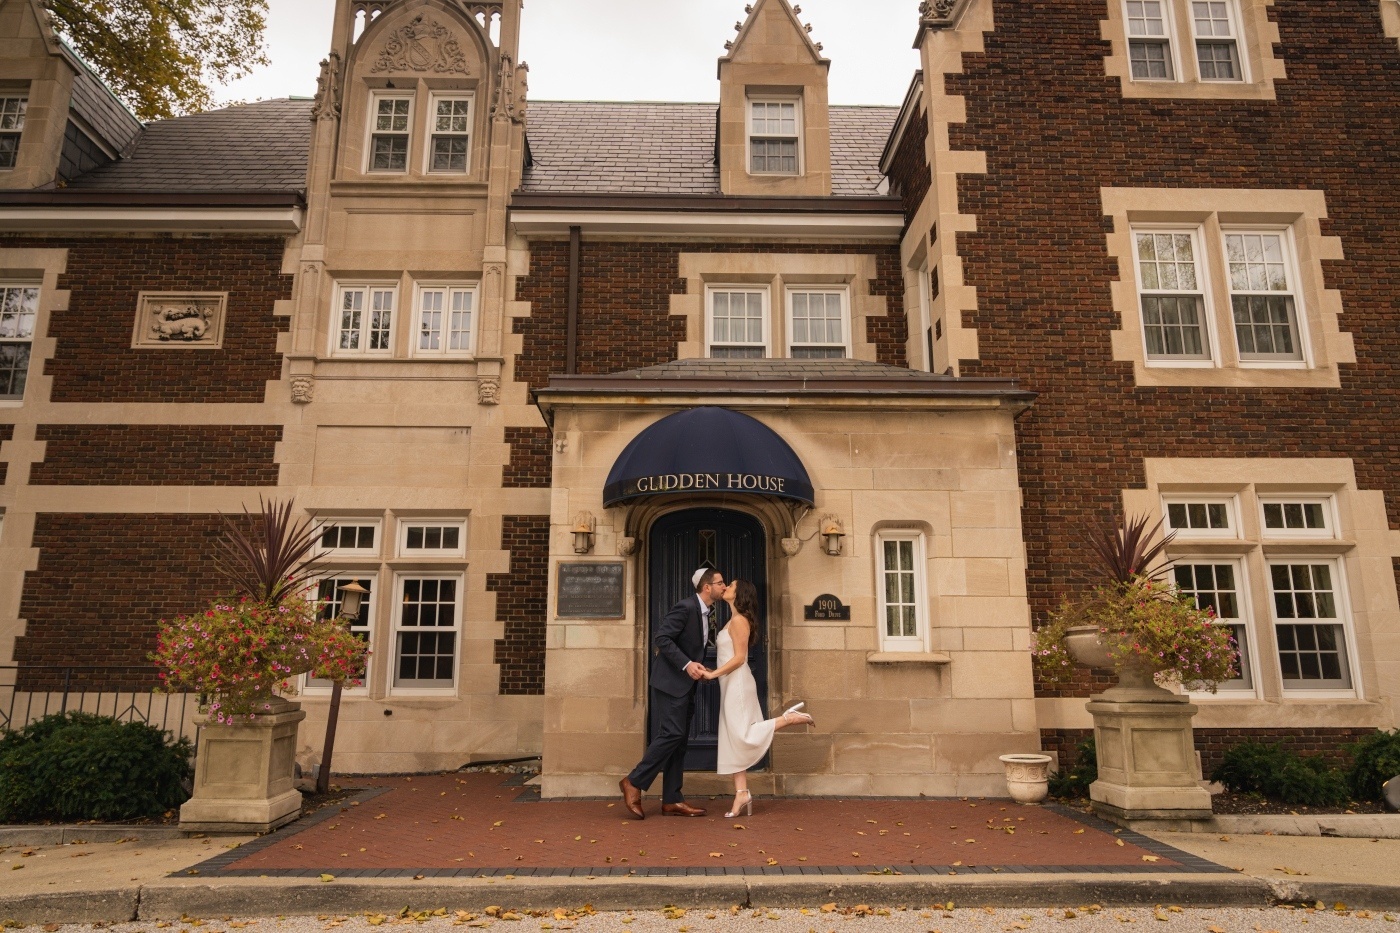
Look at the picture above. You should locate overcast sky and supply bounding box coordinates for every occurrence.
[217,0,921,108]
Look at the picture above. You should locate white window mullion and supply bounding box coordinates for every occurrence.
[0,97,27,169]
[427,95,472,173]
[0,285,39,401]
[876,532,929,652]
[1224,230,1305,363]
[335,284,396,356]
[748,99,801,175]
[306,574,377,693]
[415,285,476,357]
[1125,0,1177,80]
[392,575,462,692]
[787,288,849,359]
[1172,560,1255,693]
[1190,0,1244,81]
[1133,228,1213,362]
[707,287,768,359]
[1269,559,1354,694]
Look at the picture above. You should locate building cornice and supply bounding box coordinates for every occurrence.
[510,193,905,239]
[0,191,306,233]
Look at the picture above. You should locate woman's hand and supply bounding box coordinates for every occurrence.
[702,669,720,680]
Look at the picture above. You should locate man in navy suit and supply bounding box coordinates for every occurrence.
[619,567,724,819]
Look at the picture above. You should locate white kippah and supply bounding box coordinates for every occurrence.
[692,568,708,588]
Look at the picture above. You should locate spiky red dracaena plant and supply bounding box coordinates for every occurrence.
[213,497,325,606]
[1088,512,1177,584]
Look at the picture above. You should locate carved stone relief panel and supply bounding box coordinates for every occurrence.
[131,292,228,349]
[371,14,470,74]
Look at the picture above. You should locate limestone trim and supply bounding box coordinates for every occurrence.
[1124,458,1400,721]
[1384,0,1400,47]
[1101,0,1286,101]
[675,252,884,363]
[1102,187,1352,389]
[903,0,994,377]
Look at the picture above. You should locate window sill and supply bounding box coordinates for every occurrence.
[867,651,951,665]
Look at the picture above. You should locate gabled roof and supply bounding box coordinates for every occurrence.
[63,99,313,193]
[521,101,896,198]
[719,0,828,68]
[63,46,142,157]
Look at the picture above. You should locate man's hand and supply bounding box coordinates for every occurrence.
[685,661,708,681]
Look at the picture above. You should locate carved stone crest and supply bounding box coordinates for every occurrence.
[291,376,315,405]
[617,537,638,557]
[311,52,343,121]
[780,537,802,558]
[372,15,469,74]
[132,292,227,349]
[478,378,500,405]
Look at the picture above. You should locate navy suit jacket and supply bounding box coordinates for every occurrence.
[650,595,708,698]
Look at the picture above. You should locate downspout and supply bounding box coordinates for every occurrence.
[566,224,581,375]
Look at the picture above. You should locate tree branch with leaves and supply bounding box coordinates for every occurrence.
[41,0,269,121]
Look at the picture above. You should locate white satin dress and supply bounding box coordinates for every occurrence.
[716,624,777,775]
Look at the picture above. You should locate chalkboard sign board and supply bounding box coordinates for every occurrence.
[803,594,851,621]
[556,562,626,619]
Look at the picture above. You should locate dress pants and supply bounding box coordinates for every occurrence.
[625,686,695,804]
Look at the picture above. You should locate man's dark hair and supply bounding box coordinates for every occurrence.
[694,568,722,593]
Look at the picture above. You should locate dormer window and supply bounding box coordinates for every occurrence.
[0,97,27,169]
[748,99,800,175]
[368,93,413,173]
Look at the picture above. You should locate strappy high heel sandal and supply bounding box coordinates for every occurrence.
[725,789,752,819]
[782,701,815,729]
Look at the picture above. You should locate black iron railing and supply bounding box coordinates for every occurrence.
[0,665,200,744]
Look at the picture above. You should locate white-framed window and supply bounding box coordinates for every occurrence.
[1189,0,1244,81]
[1132,229,1213,362]
[315,519,382,557]
[0,284,38,401]
[0,97,26,169]
[1172,560,1254,692]
[706,287,768,359]
[786,288,849,359]
[334,284,396,355]
[875,531,929,652]
[306,574,376,693]
[1163,496,1238,538]
[426,94,472,173]
[748,99,800,175]
[367,93,413,173]
[1224,230,1305,364]
[1125,0,1177,80]
[397,519,467,558]
[1259,496,1335,538]
[1268,559,1354,693]
[414,285,476,356]
[392,574,462,691]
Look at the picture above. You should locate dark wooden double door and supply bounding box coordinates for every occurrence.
[647,508,768,771]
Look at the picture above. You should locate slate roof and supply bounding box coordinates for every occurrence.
[521,101,897,197]
[64,98,313,193]
[63,48,142,157]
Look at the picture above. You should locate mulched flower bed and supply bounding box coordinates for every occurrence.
[1209,792,1389,816]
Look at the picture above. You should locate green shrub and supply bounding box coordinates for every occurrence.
[1211,741,1350,807]
[0,712,192,822]
[1346,729,1400,803]
[1050,736,1097,799]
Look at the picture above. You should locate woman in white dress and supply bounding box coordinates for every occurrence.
[702,579,815,818]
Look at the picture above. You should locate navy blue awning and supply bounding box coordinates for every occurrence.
[603,407,815,507]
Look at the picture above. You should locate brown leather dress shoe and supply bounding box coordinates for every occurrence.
[661,801,707,817]
[618,777,645,820]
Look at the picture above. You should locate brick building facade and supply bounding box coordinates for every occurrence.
[0,0,1395,789]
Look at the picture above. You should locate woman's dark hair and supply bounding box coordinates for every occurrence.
[731,579,762,649]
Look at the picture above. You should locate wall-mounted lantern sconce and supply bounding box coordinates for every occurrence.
[572,511,596,554]
[820,515,845,556]
[338,580,369,619]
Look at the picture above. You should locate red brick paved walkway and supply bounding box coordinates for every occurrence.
[197,774,1221,878]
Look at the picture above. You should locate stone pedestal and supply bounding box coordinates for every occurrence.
[1087,689,1212,821]
[180,696,306,833]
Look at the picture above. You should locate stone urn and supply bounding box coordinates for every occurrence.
[1384,776,1400,813]
[999,753,1053,804]
[179,695,306,833]
[1063,625,1211,822]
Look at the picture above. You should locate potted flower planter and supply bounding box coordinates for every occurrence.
[999,753,1053,804]
[179,695,306,833]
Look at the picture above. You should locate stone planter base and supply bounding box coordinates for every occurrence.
[1087,692,1212,822]
[180,697,306,834]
